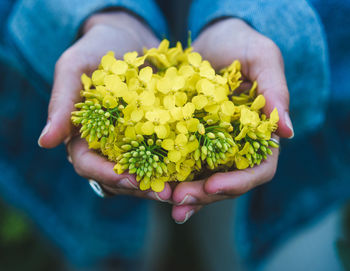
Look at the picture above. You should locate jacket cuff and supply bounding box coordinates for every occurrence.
[7,0,168,82]
[189,0,330,137]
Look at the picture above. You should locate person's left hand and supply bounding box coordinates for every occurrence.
[171,18,294,223]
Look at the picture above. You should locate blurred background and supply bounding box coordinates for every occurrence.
[1,1,350,270]
[1,198,349,270]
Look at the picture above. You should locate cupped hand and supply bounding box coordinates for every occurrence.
[38,11,171,202]
[172,18,294,223]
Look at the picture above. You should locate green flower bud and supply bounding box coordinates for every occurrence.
[216,141,223,149]
[268,140,279,148]
[119,158,128,164]
[121,144,132,151]
[156,139,162,146]
[201,146,208,156]
[131,141,139,147]
[136,134,144,142]
[247,131,257,139]
[156,166,163,175]
[261,140,268,146]
[194,148,200,160]
[189,134,196,142]
[129,168,137,174]
[207,132,215,139]
[217,132,226,139]
[123,152,132,158]
[207,157,214,169]
[253,142,260,150]
[220,152,226,160]
[198,123,205,135]
[161,163,168,173]
[147,138,154,146]
[164,157,170,164]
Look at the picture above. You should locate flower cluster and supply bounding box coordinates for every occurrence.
[71,39,279,192]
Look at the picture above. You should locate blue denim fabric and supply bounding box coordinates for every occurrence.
[189,0,350,268]
[1,0,350,269]
[0,49,152,266]
[7,0,168,83]
[0,0,168,267]
[189,0,330,138]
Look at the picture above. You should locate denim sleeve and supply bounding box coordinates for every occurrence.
[189,0,330,137]
[7,0,167,83]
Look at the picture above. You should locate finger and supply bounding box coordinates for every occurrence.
[67,136,172,201]
[172,204,203,224]
[204,144,279,195]
[172,179,229,206]
[100,182,173,202]
[67,136,138,189]
[248,41,294,138]
[38,50,84,149]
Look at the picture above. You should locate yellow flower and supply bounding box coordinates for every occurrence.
[162,134,198,163]
[188,52,202,67]
[251,95,266,111]
[157,67,185,94]
[199,61,215,80]
[104,74,128,97]
[221,60,242,91]
[123,51,145,67]
[151,177,168,192]
[221,101,235,116]
[235,154,249,169]
[73,40,280,193]
[81,73,92,90]
[141,109,171,138]
[176,159,196,181]
[240,107,260,128]
[192,95,208,109]
[102,95,118,109]
[91,70,107,86]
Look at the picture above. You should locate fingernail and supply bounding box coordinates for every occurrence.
[67,155,72,164]
[152,192,172,203]
[214,190,224,195]
[119,178,138,189]
[38,120,51,147]
[284,112,294,139]
[175,210,195,224]
[177,194,197,205]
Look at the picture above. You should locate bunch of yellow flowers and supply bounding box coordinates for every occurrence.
[71,39,279,192]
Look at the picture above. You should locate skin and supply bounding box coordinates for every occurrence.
[38,14,294,222]
[38,11,172,202]
[171,18,293,223]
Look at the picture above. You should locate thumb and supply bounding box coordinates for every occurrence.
[249,43,294,139]
[38,53,83,148]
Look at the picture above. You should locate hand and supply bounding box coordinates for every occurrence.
[171,18,294,223]
[38,11,171,202]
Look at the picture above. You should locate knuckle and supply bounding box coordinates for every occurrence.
[73,162,86,178]
[257,37,284,63]
[261,37,279,52]
[55,48,82,75]
[264,166,277,183]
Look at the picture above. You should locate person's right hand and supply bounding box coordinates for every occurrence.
[38,11,172,202]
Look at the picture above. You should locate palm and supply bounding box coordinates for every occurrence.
[39,13,172,201]
[170,18,293,223]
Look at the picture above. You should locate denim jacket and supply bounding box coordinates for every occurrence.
[1,0,350,268]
